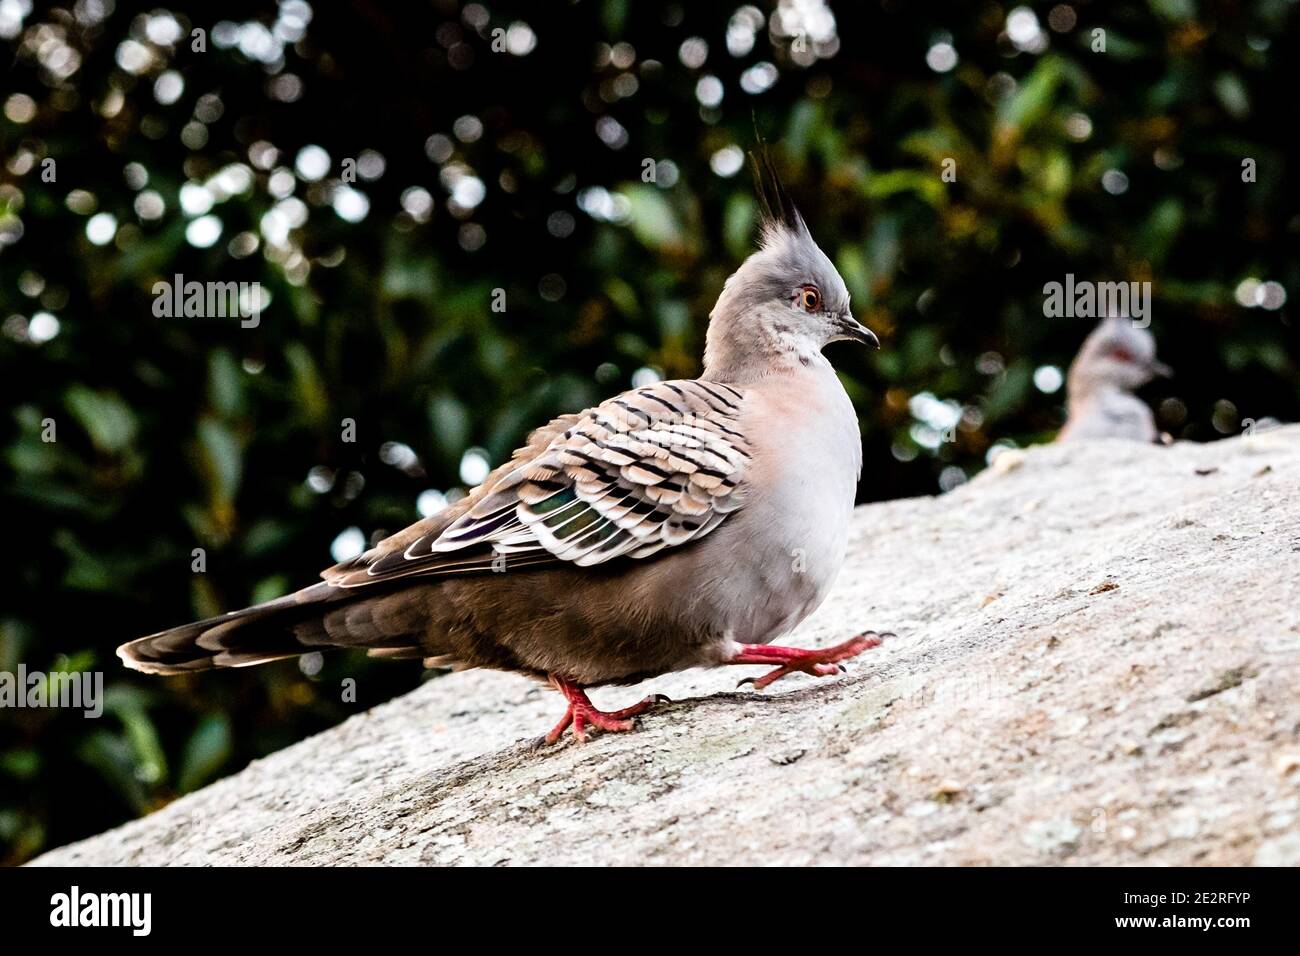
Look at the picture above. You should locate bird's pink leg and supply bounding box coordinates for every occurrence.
[544,675,667,744]
[729,632,889,691]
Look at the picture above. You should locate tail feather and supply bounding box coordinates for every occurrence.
[117,582,395,674]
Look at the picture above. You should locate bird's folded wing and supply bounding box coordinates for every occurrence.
[325,379,751,588]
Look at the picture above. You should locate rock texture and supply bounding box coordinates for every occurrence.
[35,427,1300,866]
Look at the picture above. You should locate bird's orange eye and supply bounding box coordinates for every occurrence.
[798,286,820,311]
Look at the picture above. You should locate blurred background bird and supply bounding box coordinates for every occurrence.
[1057,317,1171,443]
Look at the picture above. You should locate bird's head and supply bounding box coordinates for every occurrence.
[704,149,878,381]
[1069,316,1171,394]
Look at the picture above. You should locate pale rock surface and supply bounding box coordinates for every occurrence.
[35,427,1300,866]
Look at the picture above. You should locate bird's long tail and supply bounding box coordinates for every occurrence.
[116,582,425,674]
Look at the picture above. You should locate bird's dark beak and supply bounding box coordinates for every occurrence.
[1150,360,1173,378]
[833,315,880,349]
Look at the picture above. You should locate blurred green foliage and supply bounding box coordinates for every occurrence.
[2,0,1297,862]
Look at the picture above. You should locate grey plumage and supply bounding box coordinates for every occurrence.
[119,148,885,738]
[1058,316,1170,443]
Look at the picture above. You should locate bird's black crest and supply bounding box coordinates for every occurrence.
[749,143,804,236]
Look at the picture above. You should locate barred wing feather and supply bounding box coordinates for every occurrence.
[344,380,750,585]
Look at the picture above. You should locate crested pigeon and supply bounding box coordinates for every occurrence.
[1057,316,1170,443]
[118,151,888,743]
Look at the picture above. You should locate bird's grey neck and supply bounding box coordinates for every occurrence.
[703,326,825,384]
[703,348,828,383]
[1068,372,1129,405]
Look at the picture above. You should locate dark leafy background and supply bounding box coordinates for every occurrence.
[2,0,1296,863]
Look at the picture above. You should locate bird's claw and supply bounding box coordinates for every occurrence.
[733,631,889,691]
[543,678,669,745]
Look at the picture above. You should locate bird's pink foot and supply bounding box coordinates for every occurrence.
[731,632,890,691]
[544,675,668,744]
